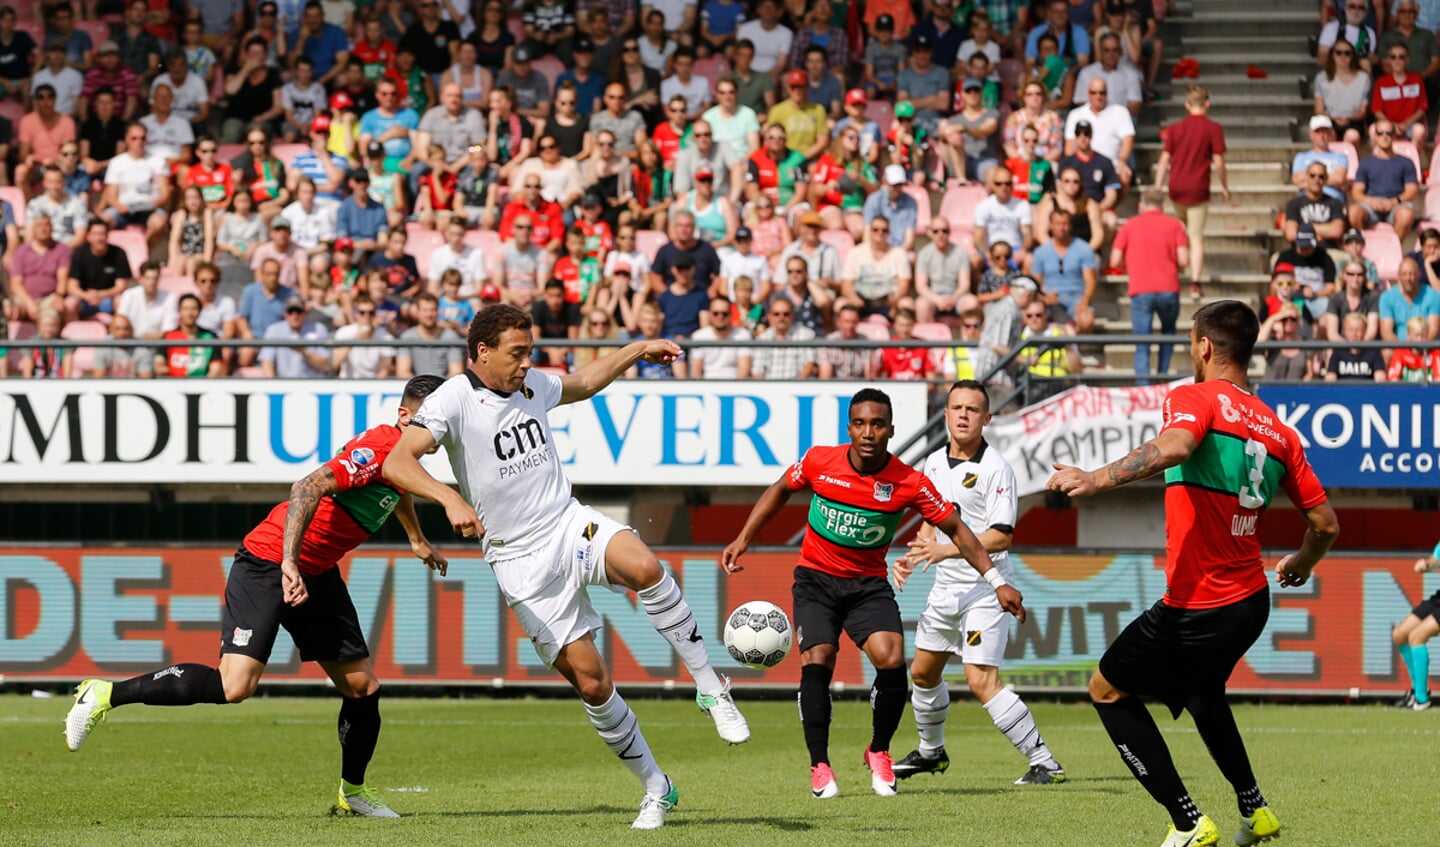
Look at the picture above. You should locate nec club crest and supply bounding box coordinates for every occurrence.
[873,482,893,503]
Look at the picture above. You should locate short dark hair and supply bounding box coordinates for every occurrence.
[402,374,445,407]
[1192,300,1259,366]
[544,277,566,291]
[849,387,894,420]
[139,260,162,276]
[295,54,314,68]
[177,293,201,310]
[805,45,827,62]
[467,303,532,359]
[414,291,439,307]
[735,38,755,53]
[948,379,990,413]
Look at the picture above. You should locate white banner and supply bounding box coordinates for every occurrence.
[986,380,1189,497]
[0,380,928,486]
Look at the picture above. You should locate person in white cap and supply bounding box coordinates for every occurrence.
[862,164,919,252]
[1290,116,1351,200]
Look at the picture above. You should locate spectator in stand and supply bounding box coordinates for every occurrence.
[1026,0,1091,71]
[910,0,963,71]
[353,15,397,84]
[746,124,809,218]
[1286,161,1349,247]
[436,269,476,332]
[101,122,171,248]
[444,39,491,114]
[168,185,216,277]
[1380,1,1440,104]
[156,294,223,378]
[46,5,92,74]
[687,294,754,378]
[897,34,952,136]
[1380,256,1440,342]
[1111,188,1188,379]
[16,85,77,193]
[750,296,818,379]
[193,264,238,364]
[1274,224,1337,314]
[661,49,712,121]
[396,291,465,377]
[1004,126,1056,205]
[186,135,238,209]
[1370,42,1428,149]
[973,274,1034,383]
[768,69,830,162]
[799,45,843,121]
[237,128,292,223]
[280,55,327,143]
[1074,32,1142,118]
[1348,118,1418,240]
[29,166,88,249]
[366,228,424,310]
[862,165,919,252]
[728,38,775,118]
[513,133,584,211]
[181,16,223,84]
[1259,265,1316,337]
[493,213,552,307]
[591,83,649,163]
[499,174,565,250]
[428,218,489,299]
[674,119,743,206]
[8,215,70,324]
[236,258,296,367]
[773,251,830,334]
[914,217,973,324]
[834,89,885,168]
[1034,166,1106,254]
[16,310,70,379]
[456,142,500,228]
[359,78,420,178]
[414,145,460,229]
[1292,117,1351,199]
[1324,260,1381,339]
[1386,315,1440,380]
[1340,227,1381,285]
[114,0,163,80]
[876,307,939,381]
[496,46,552,122]
[529,276,581,367]
[652,211,722,293]
[87,314,150,377]
[80,44,140,123]
[1028,208,1097,334]
[1319,0,1378,72]
[715,225,770,301]
[486,86,536,183]
[139,84,193,172]
[656,251,711,343]
[778,210,838,294]
[1017,297,1083,400]
[290,2,350,87]
[1065,79,1134,189]
[975,167,1035,275]
[1156,84,1228,291]
[637,8,678,74]
[818,303,876,379]
[336,168,391,257]
[624,303,675,377]
[212,191,265,293]
[65,220,130,322]
[553,222,604,304]
[258,294,331,378]
[523,0,575,61]
[788,1,848,75]
[154,50,210,130]
[280,177,337,282]
[1058,120,1123,233]
[1004,82,1065,164]
[1325,311,1387,380]
[117,261,178,348]
[332,295,396,378]
[221,37,285,143]
[939,307,987,381]
[32,40,84,118]
[940,79,1001,186]
[700,0,747,57]
[1258,302,1315,382]
[736,0,793,76]
[840,213,912,319]
[251,215,311,296]
[809,127,878,242]
[400,0,463,79]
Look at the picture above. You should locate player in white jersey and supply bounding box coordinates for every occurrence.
[892,380,1067,785]
[383,304,749,831]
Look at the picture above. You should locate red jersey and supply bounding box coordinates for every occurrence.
[353,38,397,80]
[810,153,847,209]
[653,122,686,168]
[576,217,614,260]
[1162,113,1226,206]
[1371,72,1427,124]
[877,344,931,380]
[420,169,457,208]
[785,444,955,578]
[184,162,234,208]
[242,424,408,575]
[499,198,565,246]
[1159,381,1327,609]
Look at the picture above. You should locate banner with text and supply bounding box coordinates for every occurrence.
[1,548,1424,695]
[0,381,925,486]
[1259,385,1440,489]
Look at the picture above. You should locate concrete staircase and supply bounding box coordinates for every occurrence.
[1101,0,1316,373]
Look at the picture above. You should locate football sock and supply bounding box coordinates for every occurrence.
[1407,644,1431,702]
[869,666,908,753]
[911,681,949,756]
[1094,697,1201,830]
[1398,641,1413,690]
[338,690,382,786]
[110,664,227,707]
[984,687,1055,767]
[637,574,724,695]
[1185,690,1263,817]
[585,689,669,797]
[799,664,834,767]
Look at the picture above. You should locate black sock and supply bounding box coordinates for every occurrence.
[110,664,228,707]
[799,664,833,767]
[869,666,908,753]
[1094,697,1201,830]
[1185,691,1265,816]
[339,690,382,786]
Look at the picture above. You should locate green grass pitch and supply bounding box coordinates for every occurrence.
[2,693,1437,846]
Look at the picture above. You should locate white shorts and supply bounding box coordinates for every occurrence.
[913,583,1009,668]
[489,501,630,667]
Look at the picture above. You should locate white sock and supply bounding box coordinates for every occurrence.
[911,682,949,755]
[983,687,1055,768]
[638,573,723,694]
[584,689,669,797]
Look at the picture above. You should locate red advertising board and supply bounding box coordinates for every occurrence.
[0,548,1427,696]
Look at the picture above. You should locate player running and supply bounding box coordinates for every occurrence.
[1392,540,1440,710]
[1047,301,1338,847]
[721,388,1027,800]
[383,304,749,831]
[891,380,1066,786]
[64,375,450,819]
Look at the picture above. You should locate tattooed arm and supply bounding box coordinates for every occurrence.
[1045,428,1200,499]
[279,465,343,607]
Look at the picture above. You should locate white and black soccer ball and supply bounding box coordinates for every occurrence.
[723,600,793,669]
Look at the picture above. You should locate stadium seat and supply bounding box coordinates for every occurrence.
[0,186,26,226]
[694,56,730,88]
[865,100,894,136]
[911,321,954,342]
[1393,140,1424,182]
[159,271,198,296]
[1328,141,1359,182]
[76,22,110,55]
[235,366,266,378]
[507,13,525,44]
[217,143,246,165]
[404,225,446,279]
[855,320,889,341]
[61,319,107,376]
[463,228,502,253]
[108,228,150,275]
[271,143,309,168]
[938,185,987,232]
[6,320,36,372]
[1364,225,1404,282]
[819,229,855,264]
[0,99,22,127]
[635,229,668,262]
[902,185,932,235]
[531,55,565,88]
[15,22,43,46]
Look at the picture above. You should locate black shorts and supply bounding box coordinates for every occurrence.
[1098,588,1269,717]
[220,547,369,664]
[1412,590,1440,622]
[792,566,902,652]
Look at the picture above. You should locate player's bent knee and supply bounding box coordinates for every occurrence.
[1088,670,1123,704]
[220,674,259,703]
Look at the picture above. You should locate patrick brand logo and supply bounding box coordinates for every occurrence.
[152,666,185,681]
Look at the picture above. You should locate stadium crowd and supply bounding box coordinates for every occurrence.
[0,0,1435,385]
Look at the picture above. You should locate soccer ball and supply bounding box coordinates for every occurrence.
[723,601,793,669]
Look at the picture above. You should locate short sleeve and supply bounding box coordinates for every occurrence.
[411,379,461,447]
[324,427,395,491]
[783,448,814,491]
[1160,383,1212,442]
[985,461,1019,532]
[911,473,956,526]
[1279,445,1328,511]
[530,367,564,410]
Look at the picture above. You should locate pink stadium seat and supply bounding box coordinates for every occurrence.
[635,229,668,262]
[271,143,309,168]
[6,320,36,372]
[694,56,730,88]
[818,229,855,264]
[235,366,266,378]
[507,14,526,44]
[855,320,889,341]
[1364,225,1404,282]
[531,55,565,88]
[865,100,894,136]
[1392,140,1423,182]
[76,22,111,54]
[902,185,931,236]
[1328,141,1359,182]
[0,186,26,226]
[939,185,987,232]
[108,228,150,276]
[61,319,108,376]
[0,99,23,127]
[15,22,44,46]
[463,229,502,253]
[217,143,246,165]
[404,225,446,279]
[911,321,954,342]
[159,271,198,296]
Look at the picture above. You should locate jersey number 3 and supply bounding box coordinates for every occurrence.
[1239,439,1268,510]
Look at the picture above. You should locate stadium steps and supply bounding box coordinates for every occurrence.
[1164,14,1317,40]
[1150,97,1314,124]
[1112,294,1260,324]
[1137,141,1306,167]
[1157,75,1308,100]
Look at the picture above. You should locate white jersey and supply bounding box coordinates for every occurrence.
[920,438,1018,589]
[412,368,574,561]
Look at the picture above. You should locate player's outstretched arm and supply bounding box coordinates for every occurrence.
[1276,501,1339,588]
[395,492,448,577]
[559,338,684,404]
[1046,428,1199,498]
[383,425,484,539]
[721,477,797,574]
[279,464,346,606]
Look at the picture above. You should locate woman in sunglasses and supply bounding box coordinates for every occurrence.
[1314,37,1370,148]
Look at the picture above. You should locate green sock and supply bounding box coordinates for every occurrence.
[1408,644,1431,703]
[341,779,364,794]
